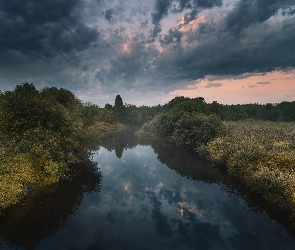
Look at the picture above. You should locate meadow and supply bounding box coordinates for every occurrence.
[206,120,295,218]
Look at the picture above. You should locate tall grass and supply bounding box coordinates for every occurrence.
[206,120,295,218]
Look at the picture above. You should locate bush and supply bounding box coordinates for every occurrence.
[0,83,108,212]
[140,109,223,151]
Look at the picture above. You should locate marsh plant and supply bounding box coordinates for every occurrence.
[206,120,295,218]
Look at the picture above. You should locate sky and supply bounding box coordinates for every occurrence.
[0,0,295,107]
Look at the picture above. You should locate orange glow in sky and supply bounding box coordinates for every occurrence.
[168,70,295,104]
[122,43,131,54]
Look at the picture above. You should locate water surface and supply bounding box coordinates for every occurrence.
[1,131,295,249]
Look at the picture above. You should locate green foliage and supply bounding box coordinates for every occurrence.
[164,96,208,114]
[0,83,110,211]
[121,104,163,125]
[114,95,123,108]
[97,105,116,124]
[223,102,295,121]
[0,84,84,141]
[103,95,163,126]
[159,97,295,122]
[207,120,295,217]
[139,97,223,151]
[277,102,295,121]
[82,102,100,126]
[171,113,223,150]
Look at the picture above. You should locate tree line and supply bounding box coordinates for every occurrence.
[0,83,293,212]
[161,96,295,122]
[101,95,295,124]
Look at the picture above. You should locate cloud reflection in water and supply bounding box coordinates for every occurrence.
[36,145,295,250]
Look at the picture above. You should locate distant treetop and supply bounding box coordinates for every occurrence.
[115,95,123,108]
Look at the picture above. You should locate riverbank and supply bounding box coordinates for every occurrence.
[0,122,122,214]
[137,115,295,221]
[205,120,295,219]
[0,83,125,214]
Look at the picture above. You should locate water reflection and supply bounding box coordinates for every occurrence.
[100,129,295,236]
[1,129,295,249]
[38,147,295,249]
[99,128,226,183]
[98,127,140,159]
[0,159,101,250]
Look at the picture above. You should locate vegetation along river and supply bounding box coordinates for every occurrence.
[1,129,295,250]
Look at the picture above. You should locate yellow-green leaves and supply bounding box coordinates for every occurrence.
[207,120,295,217]
[0,83,111,213]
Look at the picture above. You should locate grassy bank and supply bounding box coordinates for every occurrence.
[0,122,121,213]
[206,120,295,218]
[0,83,121,213]
[138,97,295,220]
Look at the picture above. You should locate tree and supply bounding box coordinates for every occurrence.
[114,95,126,123]
[114,95,123,108]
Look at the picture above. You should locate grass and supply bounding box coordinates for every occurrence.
[205,120,295,218]
[0,122,123,214]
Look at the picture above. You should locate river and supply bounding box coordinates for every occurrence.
[1,129,295,249]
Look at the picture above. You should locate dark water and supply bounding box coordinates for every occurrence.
[1,130,295,250]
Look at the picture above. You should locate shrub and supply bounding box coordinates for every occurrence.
[0,83,109,212]
[139,109,223,151]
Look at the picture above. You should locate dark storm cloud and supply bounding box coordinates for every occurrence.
[151,0,173,38]
[225,0,295,35]
[176,0,192,10]
[1,0,295,105]
[151,0,223,37]
[282,6,295,15]
[95,38,160,92]
[152,0,295,86]
[0,0,99,58]
[180,9,199,25]
[172,0,223,13]
[103,8,115,21]
[160,28,184,44]
[151,0,174,24]
[195,0,223,8]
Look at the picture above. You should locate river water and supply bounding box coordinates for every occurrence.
[1,130,295,249]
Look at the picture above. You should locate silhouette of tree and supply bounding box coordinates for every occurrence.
[114,95,123,108]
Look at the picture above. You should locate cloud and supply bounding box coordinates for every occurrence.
[151,0,223,37]
[1,0,295,106]
[91,0,295,97]
[95,37,160,93]
[103,8,115,21]
[160,28,184,44]
[151,0,173,38]
[225,0,295,35]
[151,0,174,24]
[205,73,263,82]
[0,0,99,58]
[257,82,272,85]
[153,3,295,85]
[204,82,223,88]
[282,6,295,15]
[248,85,258,88]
